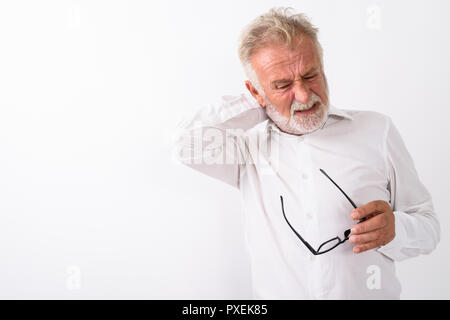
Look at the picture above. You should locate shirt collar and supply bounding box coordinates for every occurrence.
[328,104,354,120]
[266,104,354,134]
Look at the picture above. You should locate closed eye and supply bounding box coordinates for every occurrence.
[275,83,292,90]
[304,74,317,80]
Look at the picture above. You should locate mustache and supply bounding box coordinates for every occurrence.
[290,94,322,115]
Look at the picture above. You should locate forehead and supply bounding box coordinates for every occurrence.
[251,36,320,79]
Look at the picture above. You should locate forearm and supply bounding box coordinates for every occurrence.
[377,205,440,261]
[176,93,266,132]
[173,93,267,188]
[378,117,441,261]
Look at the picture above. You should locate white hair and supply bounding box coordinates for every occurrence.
[238,7,323,90]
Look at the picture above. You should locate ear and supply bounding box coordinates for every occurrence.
[245,80,267,108]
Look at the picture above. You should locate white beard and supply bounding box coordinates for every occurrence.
[265,93,330,135]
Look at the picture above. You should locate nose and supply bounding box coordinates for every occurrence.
[292,80,311,104]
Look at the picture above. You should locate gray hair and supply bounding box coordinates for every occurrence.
[238,7,323,90]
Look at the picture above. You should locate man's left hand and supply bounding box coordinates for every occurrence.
[349,200,395,254]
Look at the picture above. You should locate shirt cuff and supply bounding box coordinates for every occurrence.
[376,210,408,261]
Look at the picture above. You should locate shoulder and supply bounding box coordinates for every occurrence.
[332,105,392,130]
[219,92,260,107]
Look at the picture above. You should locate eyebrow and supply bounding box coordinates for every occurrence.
[303,66,320,77]
[270,66,320,87]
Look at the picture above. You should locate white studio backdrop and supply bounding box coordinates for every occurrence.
[0,0,449,299]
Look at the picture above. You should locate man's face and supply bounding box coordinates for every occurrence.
[246,36,329,135]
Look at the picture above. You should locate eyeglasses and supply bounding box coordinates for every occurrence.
[280,168,367,255]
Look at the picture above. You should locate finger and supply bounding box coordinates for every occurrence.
[353,239,384,254]
[351,213,388,235]
[351,200,388,220]
[349,229,383,245]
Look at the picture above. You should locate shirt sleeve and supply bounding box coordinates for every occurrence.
[376,117,440,261]
[173,92,268,189]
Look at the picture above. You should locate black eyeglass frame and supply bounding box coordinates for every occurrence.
[280,168,366,255]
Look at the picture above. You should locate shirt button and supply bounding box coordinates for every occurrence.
[297,136,304,142]
[301,173,309,180]
[306,212,313,219]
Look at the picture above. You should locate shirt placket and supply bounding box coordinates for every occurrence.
[295,136,328,297]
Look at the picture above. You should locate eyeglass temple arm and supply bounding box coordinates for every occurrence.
[319,168,367,224]
[280,196,318,255]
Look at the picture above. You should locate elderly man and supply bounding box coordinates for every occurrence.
[174,8,440,299]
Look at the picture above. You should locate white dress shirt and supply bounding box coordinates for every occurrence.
[174,92,440,299]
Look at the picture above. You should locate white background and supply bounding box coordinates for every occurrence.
[0,0,449,299]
